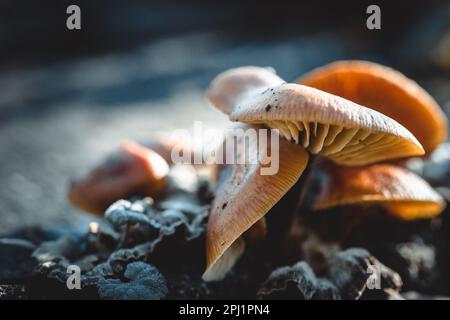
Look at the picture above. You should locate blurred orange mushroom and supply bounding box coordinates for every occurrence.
[314,163,445,220]
[68,141,169,215]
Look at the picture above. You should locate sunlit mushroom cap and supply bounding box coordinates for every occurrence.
[298,60,448,154]
[203,125,309,281]
[314,163,445,220]
[226,77,424,165]
[68,142,169,215]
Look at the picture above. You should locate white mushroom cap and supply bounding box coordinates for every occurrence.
[209,66,425,166]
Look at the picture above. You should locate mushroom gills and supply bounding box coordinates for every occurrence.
[266,121,406,164]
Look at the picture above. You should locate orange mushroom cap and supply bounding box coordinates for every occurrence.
[68,141,169,215]
[314,163,445,220]
[298,60,448,154]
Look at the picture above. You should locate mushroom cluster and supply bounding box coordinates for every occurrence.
[64,60,448,298]
[204,61,447,281]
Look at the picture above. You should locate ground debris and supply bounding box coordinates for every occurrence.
[258,248,402,300]
[97,262,167,300]
[0,238,37,281]
[1,165,211,299]
[0,285,28,299]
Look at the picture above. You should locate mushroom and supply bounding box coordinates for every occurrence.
[203,125,309,281]
[68,141,169,215]
[298,60,447,154]
[213,67,424,165]
[204,67,426,281]
[296,60,447,219]
[314,163,445,220]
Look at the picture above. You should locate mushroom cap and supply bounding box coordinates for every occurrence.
[298,60,448,154]
[314,163,445,220]
[203,125,309,281]
[229,81,424,165]
[208,66,284,115]
[68,142,169,215]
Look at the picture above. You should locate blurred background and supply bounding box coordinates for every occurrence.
[0,0,449,234]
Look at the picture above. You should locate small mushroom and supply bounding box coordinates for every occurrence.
[68,142,169,215]
[298,60,448,154]
[202,125,309,281]
[210,66,425,166]
[314,163,445,220]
